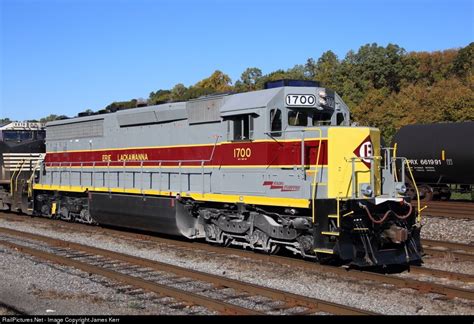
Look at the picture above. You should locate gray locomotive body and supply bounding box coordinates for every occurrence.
[32,81,422,267]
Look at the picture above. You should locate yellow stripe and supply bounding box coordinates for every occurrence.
[313,248,334,254]
[45,164,329,169]
[32,184,310,208]
[47,138,328,154]
[321,231,340,236]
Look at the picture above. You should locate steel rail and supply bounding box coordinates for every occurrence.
[421,239,474,253]
[0,302,27,315]
[409,266,473,283]
[0,214,472,301]
[120,233,474,300]
[0,239,259,315]
[414,201,474,220]
[421,239,474,262]
[0,227,374,315]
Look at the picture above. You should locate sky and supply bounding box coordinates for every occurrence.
[1,0,473,121]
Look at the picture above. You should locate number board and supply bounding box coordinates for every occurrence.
[285,94,316,107]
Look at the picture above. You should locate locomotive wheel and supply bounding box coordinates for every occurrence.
[418,185,433,201]
[79,209,95,224]
[40,204,52,218]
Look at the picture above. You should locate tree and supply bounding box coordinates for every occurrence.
[0,118,11,126]
[313,50,340,89]
[170,83,187,101]
[195,70,232,92]
[105,99,138,111]
[239,67,262,91]
[407,49,458,85]
[452,42,473,78]
[148,89,171,105]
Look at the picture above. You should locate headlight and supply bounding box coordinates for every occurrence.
[318,90,326,98]
[396,183,407,195]
[319,98,327,105]
[361,184,373,197]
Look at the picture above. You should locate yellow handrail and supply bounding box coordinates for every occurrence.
[14,160,27,193]
[10,160,24,195]
[393,143,399,183]
[404,158,423,223]
[304,127,323,224]
[28,160,42,198]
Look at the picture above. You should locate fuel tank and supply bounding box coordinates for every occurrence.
[392,122,474,185]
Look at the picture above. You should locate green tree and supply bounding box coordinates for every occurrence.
[235,67,262,92]
[452,42,473,78]
[312,50,340,89]
[195,70,232,92]
[0,118,11,125]
[148,90,171,105]
[170,83,187,101]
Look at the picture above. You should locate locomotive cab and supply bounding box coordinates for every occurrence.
[0,122,45,213]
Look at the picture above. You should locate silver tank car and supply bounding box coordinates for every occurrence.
[32,80,423,267]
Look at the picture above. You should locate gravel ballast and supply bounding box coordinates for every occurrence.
[0,214,472,315]
[420,216,473,244]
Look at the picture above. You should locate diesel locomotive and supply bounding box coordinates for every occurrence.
[0,121,45,212]
[1,80,423,267]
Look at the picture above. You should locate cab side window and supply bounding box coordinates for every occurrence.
[232,115,254,141]
[270,109,282,137]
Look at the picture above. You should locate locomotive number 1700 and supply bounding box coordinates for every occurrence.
[286,94,316,106]
[233,147,252,160]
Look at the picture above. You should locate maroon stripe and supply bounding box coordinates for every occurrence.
[45,140,328,167]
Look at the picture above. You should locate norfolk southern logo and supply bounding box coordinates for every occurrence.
[263,181,301,192]
[353,135,373,168]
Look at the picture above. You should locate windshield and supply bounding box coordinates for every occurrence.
[312,111,333,126]
[288,110,308,126]
[2,130,34,142]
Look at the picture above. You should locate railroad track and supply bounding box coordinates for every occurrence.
[422,239,474,262]
[415,201,474,220]
[0,227,374,315]
[0,213,473,301]
[98,230,474,300]
[0,302,25,315]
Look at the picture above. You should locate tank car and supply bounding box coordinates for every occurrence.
[0,121,45,213]
[31,80,423,267]
[392,122,474,200]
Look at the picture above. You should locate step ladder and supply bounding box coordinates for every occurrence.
[313,199,342,254]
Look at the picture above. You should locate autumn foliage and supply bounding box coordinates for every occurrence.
[28,42,471,144]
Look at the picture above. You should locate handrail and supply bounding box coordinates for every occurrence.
[41,136,222,194]
[393,143,399,182]
[10,160,25,195]
[43,136,222,168]
[302,127,323,224]
[14,160,27,193]
[346,156,382,198]
[268,127,324,224]
[28,159,43,198]
[404,159,423,224]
